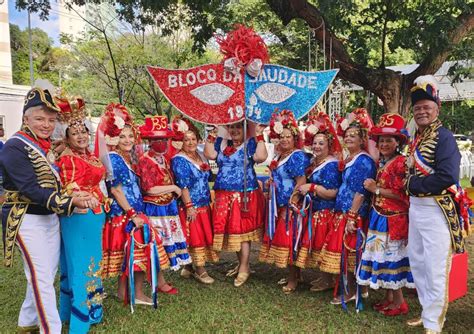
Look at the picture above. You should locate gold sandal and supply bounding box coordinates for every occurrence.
[193,271,215,284]
[234,272,250,287]
[180,267,193,279]
[310,280,335,292]
[282,285,296,295]
[226,265,239,277]
[406,317,423,327]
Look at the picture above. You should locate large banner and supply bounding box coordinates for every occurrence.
[245,66,338,124]
[148,64,338,125]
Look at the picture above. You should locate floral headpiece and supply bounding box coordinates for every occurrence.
[269,109,302,148]
[55,96,86,127]
[336,108,374,137]
[304,111,342,154]
[170,116,201,150]
[52,94,90,140]
[99,103,135,146]
[216,24,269,77]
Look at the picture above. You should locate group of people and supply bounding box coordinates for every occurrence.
[0,75,469,334]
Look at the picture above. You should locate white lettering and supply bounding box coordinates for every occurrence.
[223,71,233,82]
[168,75,178,88]
[298,75,307,88]
[287,73,297,86]
[208,69,216,81]
[196,69,207,83]
[278,70,288,83]
[267,69,278,82]
[186,72,196,86]
[178,74,187,87]
[307,76,317,89]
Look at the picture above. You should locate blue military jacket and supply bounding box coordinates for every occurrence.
[0,129,73,267]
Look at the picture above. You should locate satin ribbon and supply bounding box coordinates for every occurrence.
[267,181,277,240]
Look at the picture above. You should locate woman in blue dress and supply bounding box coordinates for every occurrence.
[295,111,342,292]
[259,110,310,294]
[319,108,377,304]
[99,104,169,305]
[204,121,267,287]
[171,117,219,284]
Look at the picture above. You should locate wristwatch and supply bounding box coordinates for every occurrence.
[375,187,381,196]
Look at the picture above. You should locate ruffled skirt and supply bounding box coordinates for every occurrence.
[357,209,415,289]
[102,214,169,278]
[295,209,335,269]
[178,205,219,266]
[319,212,364,274]
[212,189,264,252]
[144,200,192,270]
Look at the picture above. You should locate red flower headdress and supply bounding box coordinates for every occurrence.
[336,108,374,137]
[98,103,135,146]
[336,108,377,168]
[304,111,342,155]
[269,109,301,148]
[216,24,269,77]
[170,116,201,150]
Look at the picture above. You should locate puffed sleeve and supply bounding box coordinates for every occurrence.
[214,137,223,153]
[387,156,407,199]
[323,161,342,190]
[348,155,377,196]
[108,153,130,188]
[136,155,158,192]
[287,151,310,178]
[247,137,257,158]
[408,129,461,195]
[1,142,73,215]
[171,156,193,189]
[57,155,75,187]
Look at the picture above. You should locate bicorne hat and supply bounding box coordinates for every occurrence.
[23,87,61,113]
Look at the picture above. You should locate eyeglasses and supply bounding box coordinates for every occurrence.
[413,105,436,112]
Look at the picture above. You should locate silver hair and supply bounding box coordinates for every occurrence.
[23,105,59,120]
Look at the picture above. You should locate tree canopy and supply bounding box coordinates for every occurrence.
[15,0,473,115]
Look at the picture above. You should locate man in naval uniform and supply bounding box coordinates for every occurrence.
[0,87,92,334]
[405,76,464,334]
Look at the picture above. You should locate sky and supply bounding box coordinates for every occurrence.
[8,0,60,45]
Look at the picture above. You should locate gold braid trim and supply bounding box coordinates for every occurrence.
[4,201,29,267]
[434,195,465,253]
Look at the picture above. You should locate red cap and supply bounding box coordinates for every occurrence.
[370,113,408,144]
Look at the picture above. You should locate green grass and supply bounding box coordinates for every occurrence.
[1,239,474,333]
[461,177,472,188]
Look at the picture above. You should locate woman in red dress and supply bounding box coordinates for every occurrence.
[55,96,106,332]
[357,113,414,316]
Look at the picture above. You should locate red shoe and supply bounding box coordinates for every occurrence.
[380,301,409,316]
[158,284,179,295]
[373,300,392,311]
